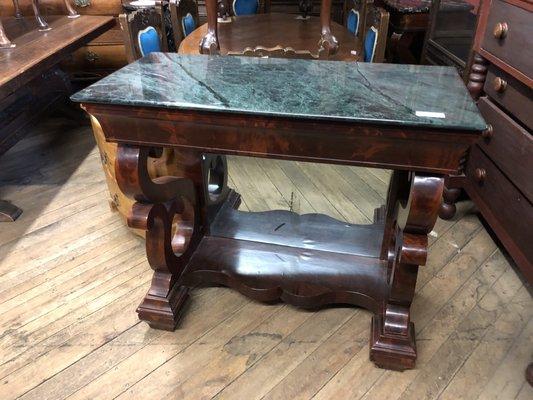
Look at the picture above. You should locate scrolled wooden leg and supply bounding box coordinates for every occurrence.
[318,0,338,56]
[116,144,200,331]
[32,0,51,31]
[200,0,219,54]
[12,0,23,18]
[371,171,444,370]
[63,0,80,18]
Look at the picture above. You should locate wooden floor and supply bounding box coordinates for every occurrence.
[0,115,531,400]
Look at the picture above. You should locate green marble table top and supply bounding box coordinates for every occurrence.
[72,53,486,131]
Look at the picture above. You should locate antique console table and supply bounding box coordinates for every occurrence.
[73,53,485,370]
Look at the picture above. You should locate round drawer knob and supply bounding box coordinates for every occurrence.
[474,168,487,183]
[482,125,494,139]
[493,22,509,39]
[493,77,507,93]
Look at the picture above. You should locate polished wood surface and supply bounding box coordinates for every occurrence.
[179,12,361,60]
[0,116,532,398]
[82,73,480,370]
[0,15,114,97]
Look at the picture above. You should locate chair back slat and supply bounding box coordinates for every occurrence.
[363,4,388,62]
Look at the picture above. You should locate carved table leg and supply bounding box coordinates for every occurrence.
[115,145,230,330]
[0,18,15,49]
[200,0,219,54]
[318,0,338,56]
[0,200,22,222]
[372,171,444,370]
[64,0,80,18]
[32,0,51,31]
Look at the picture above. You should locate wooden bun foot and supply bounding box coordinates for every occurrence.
[370,314,416,371]
[137,285,189,331]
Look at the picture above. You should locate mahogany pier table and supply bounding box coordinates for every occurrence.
[73,53,486,371]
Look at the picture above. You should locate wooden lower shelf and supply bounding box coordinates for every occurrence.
[180,195,389,314]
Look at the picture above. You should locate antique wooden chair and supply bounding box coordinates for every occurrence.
[362,4,389,62]
[169,0,199,48]
[343,0,367,39]
[119,4,168,63]
[218,0,270,17]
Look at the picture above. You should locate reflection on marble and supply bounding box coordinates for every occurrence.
[72,53,486,131]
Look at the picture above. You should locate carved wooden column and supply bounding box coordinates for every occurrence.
[318,0,338,55]
[439,52,489,220]
[200,0,219,54]
[372,171,444,370]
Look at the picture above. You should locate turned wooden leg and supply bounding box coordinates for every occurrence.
[116,145,202,330]
[467,53,489,100]
[372,171,444,370]
[32,0,51,31]
[0,200,22,222]
[0,18,15,49]
[64,0,80,18]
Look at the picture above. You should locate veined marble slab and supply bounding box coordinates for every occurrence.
[72,53,486,131]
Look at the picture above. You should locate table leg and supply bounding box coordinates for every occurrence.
[115,144,229,330]
[64,0,80,19]
[372,170,444,370]
[318,0,338,56]
[0,18,16,49]
[32,0,51,31]
[200,0,219,54]
[0,200,22,222]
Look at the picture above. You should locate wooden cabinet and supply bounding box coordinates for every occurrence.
[0,0,127,80]
[464,0,532,282]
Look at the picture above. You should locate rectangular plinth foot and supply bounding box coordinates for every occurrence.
[137,285,189,331]
[0,200,22,222]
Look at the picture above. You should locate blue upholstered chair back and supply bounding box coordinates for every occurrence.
[232,0,260,15]
[346,9,360,36]
[362,5,389,63]
[119,7,167,63]
[138,26,162,57]
[363,26,377,62]
[170,0,200,47]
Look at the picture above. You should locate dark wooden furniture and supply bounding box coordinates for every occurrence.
[362,3,389,62]
[199,0,339,55]
[1,0,127,81]
[421,0,477,76]
[119,2,168,62]
[380,0,431,63]
[442,0,532,283]
[0,14,114,221]
[178,12,361,60]
[73,53,485,371]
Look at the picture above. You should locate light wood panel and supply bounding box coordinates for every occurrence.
[0,115,531,400]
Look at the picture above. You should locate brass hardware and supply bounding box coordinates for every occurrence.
[493,77,507,93]
[493,22,508,39]
[482,125,494,139]
[474,168,487,183]
[86,51,99,63]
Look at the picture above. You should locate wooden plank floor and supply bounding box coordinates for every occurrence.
[0,115,531,400]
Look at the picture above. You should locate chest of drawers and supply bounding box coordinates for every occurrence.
[464,0,532,282]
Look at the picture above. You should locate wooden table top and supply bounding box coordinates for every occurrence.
[0,15,114,98]
[178,13,361,62]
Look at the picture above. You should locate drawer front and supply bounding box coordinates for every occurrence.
[485,65,533,130]
[481,0,533,80]
[477,97,533,202]
[86,18,123,46]
[466,145,533,273]
[61,44,127,77]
